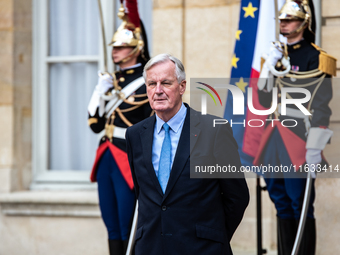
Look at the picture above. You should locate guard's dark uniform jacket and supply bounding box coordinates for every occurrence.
[254,40,334,167]
[88,65,152,188]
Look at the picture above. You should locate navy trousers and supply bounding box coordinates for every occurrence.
[96,149,136,240]
[263,129,315,219]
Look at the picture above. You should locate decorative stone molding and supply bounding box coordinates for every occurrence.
[0,191,100,217]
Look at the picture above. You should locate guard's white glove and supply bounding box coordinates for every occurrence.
[267,43,283,67]
[258,65,274,91]
[88,72,114,117]
[258,44,283,91]
[95,72,114,94]
[306,148,322,178]
[306,148,322,165]
[281,56,290,70]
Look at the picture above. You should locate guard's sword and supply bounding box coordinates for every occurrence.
[274,0,280,41]
[291,170,313,255]
[97,0,108,72]
[126,201,138,255]
[96,0,119,103]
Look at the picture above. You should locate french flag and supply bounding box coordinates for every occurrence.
[223,0,285,166]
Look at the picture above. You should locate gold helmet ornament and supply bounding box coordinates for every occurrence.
[279,0,315,39]
[108,0,145,64]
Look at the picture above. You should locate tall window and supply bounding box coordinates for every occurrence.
[48,0,100,171]
[32,0,152,189]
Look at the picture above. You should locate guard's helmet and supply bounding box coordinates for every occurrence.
[108,0,150,65]
[279,0,316,43]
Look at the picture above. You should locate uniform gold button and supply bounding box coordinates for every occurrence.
[293,44,301,50]
[119,77,125,82]
[127,96,135,103]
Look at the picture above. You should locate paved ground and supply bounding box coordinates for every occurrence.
[233,250,276,255]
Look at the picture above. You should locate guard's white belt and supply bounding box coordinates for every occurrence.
[103,76,145,117]
[113,126,127,140]
[278,107,309,119]
[278,107,311,133]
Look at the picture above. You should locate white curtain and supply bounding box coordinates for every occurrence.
[49,0,99,171]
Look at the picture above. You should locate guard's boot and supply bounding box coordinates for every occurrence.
[277,217,297,255]
[296,218,316,255]
[122,239,129,254]
[108,239,123,255]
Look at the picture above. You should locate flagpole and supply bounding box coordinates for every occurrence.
[256,176,267,255]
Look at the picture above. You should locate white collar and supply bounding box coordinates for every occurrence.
[120,63,142,71]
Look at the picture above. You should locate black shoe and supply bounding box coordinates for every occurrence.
[296,218,316,255]
[108,239,123,255]
[122,240,128,254]
[277,217,297,255]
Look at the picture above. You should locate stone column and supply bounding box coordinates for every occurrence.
[315,1,340,254]
[0,0,32,192]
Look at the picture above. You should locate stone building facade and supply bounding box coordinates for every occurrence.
[0,0,339,254]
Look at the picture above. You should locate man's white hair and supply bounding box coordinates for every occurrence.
[143,53,186,83]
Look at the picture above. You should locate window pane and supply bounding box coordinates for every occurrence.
[49,0,99,56]
[49,62,98,171]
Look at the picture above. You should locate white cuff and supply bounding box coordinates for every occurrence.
[258,65,274,92]
[88,89,105,117]
[306,127,333,150]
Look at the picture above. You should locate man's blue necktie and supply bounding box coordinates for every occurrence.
[158,123,171,193]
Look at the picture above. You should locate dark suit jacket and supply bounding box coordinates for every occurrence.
[126,105,249,255]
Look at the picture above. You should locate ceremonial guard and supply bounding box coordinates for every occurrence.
[254,0,336,254]
[87,1,152,254]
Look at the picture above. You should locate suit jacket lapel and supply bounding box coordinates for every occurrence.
[189,109,200,154]
[163,107,199,201]
[140,116,164,197]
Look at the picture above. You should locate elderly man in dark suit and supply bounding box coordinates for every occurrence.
[126,53,249,255]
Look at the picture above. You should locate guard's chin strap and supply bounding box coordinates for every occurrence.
[281,13,315,38]
[120,47,140,64]
[117,41,144,64]
[281,19,308,37]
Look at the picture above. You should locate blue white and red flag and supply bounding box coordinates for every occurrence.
[223,0,285,166]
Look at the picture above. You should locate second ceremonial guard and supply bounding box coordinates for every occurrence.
[254,0,336,254]
[87,1,152,254]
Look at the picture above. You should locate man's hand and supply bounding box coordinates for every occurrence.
[267,44,283,67]
[258,43,284,91]
[306,149,322,178]
[96,72,114,94]
[88,72,114,117]
[306,149,322,165]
